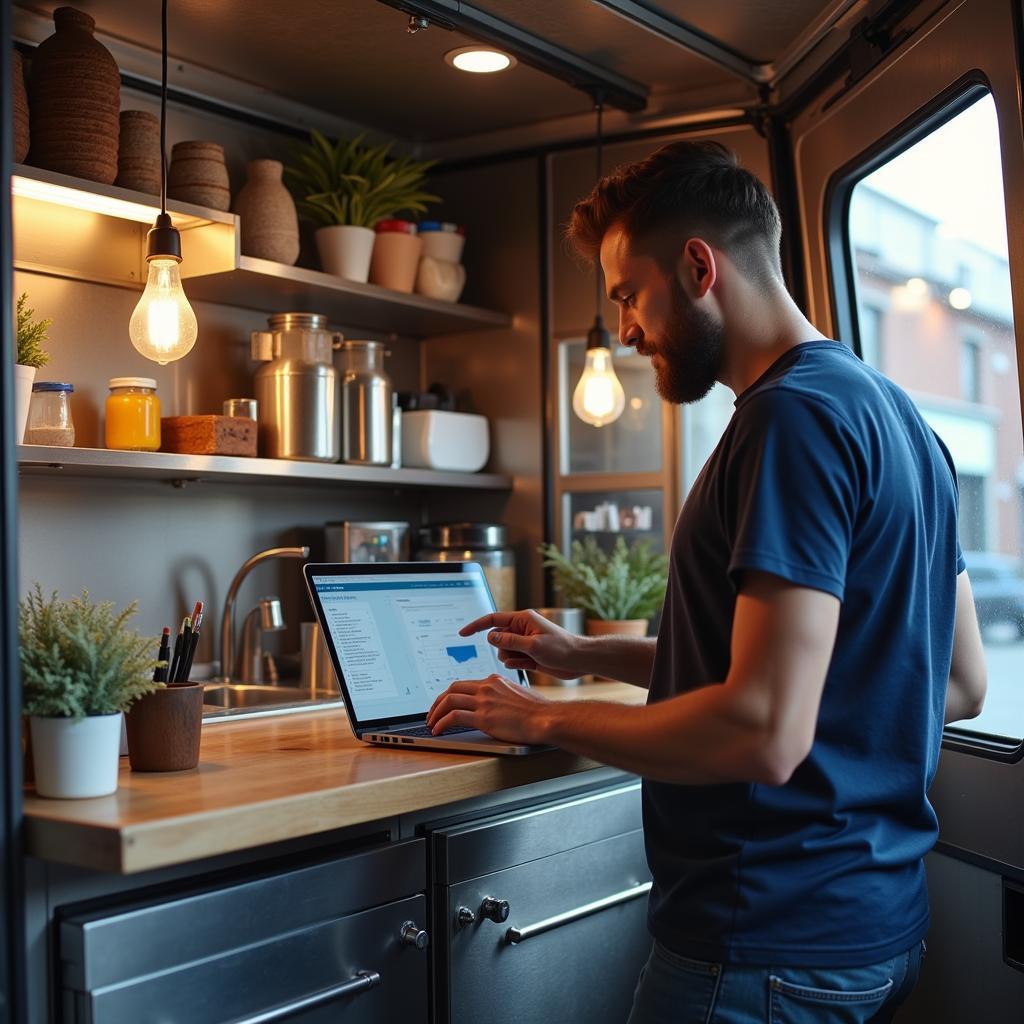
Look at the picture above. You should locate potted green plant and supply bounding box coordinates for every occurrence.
[20,584,163,799]
[539,536,669,638]
[15,293,51,443]
[284,130,438,284]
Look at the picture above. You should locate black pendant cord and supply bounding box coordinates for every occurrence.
[594,96,604,321]
[160,0,168,217]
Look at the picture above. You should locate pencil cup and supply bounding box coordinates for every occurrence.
[125,684,203,772]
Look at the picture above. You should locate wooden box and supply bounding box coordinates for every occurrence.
[160,415,257,457]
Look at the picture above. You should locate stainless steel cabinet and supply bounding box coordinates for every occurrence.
[430,782,651,1024]
[59,840,429,1024]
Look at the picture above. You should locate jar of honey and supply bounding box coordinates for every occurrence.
[105,377,161,451]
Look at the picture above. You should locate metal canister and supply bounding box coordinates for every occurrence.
[416,523,516,611]
[340,340,392,466]
[251,312,341,462]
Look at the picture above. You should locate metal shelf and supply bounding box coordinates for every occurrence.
[13,165,512,337]
[16,446,512,491]
[185,256,513,337]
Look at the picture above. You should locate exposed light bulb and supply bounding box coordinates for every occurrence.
[573,346,625,427]
[129,258,198,364]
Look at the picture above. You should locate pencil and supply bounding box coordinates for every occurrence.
[167,616,187,685]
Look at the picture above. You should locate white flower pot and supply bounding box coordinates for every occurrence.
[30,712,122,798]
[14,363,36,443]
[315,225,376,283]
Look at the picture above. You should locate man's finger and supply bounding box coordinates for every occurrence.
[487,629,536,654]
[460,612,516,636]
[426,693,477,729]
[430,708,478,734]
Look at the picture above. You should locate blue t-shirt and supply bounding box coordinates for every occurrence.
[645,340,963,967]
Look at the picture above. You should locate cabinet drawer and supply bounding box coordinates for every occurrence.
[434,781,642,882]
[443,829,651,1024]
[65,894,428,1024]
[58,840,428,1024]
[61,840,424,991]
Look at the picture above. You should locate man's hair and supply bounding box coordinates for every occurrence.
[566,140,783,284]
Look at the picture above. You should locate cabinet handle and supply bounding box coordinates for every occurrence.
[505,881,653,945]
[230,970,381,1023]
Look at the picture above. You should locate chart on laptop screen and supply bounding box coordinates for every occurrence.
[312,572,510,721]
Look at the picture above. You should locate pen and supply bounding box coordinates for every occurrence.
[182,608,203,683]
[154,626,170,683]
[167,616,187,685]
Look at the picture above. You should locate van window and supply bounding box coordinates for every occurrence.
[848,94,1024,744]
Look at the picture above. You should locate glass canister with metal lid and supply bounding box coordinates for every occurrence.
[416,523,516,611]
[251,312,341,462]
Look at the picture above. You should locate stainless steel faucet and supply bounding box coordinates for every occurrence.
[239,596,286,684]
[218,546,310,683]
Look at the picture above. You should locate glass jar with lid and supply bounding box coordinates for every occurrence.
[105,377,161,451]
[25,381,75,447]
[416,523,516,611]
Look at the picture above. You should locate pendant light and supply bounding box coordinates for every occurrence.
[128,0,198,364]
[572,96,625,428]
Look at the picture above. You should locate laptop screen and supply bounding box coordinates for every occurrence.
[307,564,518,726]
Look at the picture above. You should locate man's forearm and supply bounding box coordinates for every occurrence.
[571,635,657,687]
[539,685,780,785]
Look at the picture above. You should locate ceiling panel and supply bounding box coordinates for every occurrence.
[16,1,840,143]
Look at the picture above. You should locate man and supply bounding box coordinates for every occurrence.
[427,140,988,1022]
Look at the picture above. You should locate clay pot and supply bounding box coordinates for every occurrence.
[233,159,300,265]
[12,49,29,164]
[168,141,231,210]
[28,7,120,184]
[116,110,161,195]
[125,684,203,772]
[369,221,422,293]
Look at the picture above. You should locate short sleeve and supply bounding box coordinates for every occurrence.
[725,391,861,600]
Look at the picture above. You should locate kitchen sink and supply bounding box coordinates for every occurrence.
[202,683,343,720]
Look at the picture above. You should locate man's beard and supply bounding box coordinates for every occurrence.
[644,279,724,405]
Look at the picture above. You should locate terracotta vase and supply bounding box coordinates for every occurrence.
[12,49,29,164]
[168,141,231,211]
[116,110,161,195]
[233,159,300,265]
[369,222,423,293]
[28,7,120,184]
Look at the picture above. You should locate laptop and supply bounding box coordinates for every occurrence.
[304,561,542,755]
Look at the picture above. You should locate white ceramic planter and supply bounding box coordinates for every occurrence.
[30,712,122,798]
[316,225,375,283]
[14,363,36,443]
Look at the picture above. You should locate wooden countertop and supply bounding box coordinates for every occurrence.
[23,682,646,875]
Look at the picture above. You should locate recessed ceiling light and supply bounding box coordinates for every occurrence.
[445,46,516,73]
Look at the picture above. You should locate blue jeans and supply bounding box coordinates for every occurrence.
[627,939,925,1024]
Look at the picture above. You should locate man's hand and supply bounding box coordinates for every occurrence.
[460,610,583,680]
[426,674,554,745]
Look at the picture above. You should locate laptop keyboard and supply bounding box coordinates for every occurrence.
[399,725,476,738]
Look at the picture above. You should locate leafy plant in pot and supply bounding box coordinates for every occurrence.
[15,293,51,443]
[20,585,163,798]
[284,130,438,284]
[539,536,668,638]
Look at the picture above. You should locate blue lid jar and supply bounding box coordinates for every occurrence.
[32,381,74,392]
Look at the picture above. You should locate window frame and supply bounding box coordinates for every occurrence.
[824,73,1024,764]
